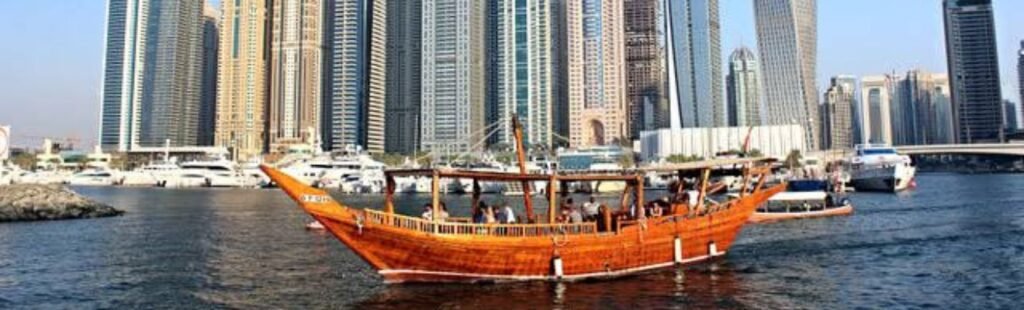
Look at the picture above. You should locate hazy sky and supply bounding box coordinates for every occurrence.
[1,0,1022,147]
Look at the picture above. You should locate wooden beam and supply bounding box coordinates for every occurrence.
[636,177,645,219]
[696,168,711,213]
[547,175,557,224]
[432,171,440,223]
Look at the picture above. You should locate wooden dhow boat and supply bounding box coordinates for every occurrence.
[263,118,785,283]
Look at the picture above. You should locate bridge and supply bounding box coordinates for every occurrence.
[894,144,1024,156]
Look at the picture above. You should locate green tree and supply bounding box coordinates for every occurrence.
[666,154,704,163]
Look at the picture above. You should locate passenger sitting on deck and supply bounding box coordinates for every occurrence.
[569,206,583,223]
[484,205,497,224]
[494,202,516,224]
[582,197,600,221]
[439,202,450,222]
[421,204,433,220]
[473,201,488,224]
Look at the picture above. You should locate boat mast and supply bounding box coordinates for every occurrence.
[512,115,535,222]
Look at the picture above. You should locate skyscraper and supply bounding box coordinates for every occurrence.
[215,0,268,161]
[269,0,324,153]
[821,77,854,150]
[665,0,722,128]
[860,75,896,145]
[1018,40,1023,117]
[931,75,955,144]
[199,3,219,146]
[754,0,818,149]
[385,0,422,154]
[1005,100,1019,132]
[421,0,487,153]
[99,0,148,151]
[99,0,205,151]
[624,0,666,138]
[494,0,560,148]
[895,70,950,145]
[323,0,388,153]
[726,47,761,127]
[943,0,1004,143]
[566,0,627,147]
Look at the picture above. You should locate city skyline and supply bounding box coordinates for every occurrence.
[3,0,1024,147]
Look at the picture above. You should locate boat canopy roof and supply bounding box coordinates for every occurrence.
[385,168,640,182]
[768,191,828,201]
[641,157,772,173]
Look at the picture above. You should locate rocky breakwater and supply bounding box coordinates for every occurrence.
[0,184,123,222]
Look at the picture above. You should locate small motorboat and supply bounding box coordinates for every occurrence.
[749,191,853,223]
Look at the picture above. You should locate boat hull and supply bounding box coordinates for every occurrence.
[749,205,853,223]
[850,165,915,192]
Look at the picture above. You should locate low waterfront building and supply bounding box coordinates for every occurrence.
[638,124,807,162]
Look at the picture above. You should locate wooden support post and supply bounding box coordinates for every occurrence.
[696,168,711,213]
[431,171,441,223]
[619,183,633,215]
[547,175,557,224]
[636,176,645,219]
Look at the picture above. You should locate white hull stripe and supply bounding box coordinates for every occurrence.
[378,252,725,281]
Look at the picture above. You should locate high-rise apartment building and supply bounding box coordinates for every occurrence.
[421,0,487,153]
[566,0,627,147]
[199,3,219,146]
[754,0,818,149]
[821,77,854,150]
[624,0,665,139]
[99,0,205,151]
[1018,40,1023,118]
[943,0,1004,143]
[269,0,324,153]
[215,0,268,161]
[1005,100,1019,132]
[894,70,951,145]
[494,0,560,148]
[860,75,896,145]
[665,0,722,128]
[385,0,421,154]
[323,0,387,153]
[726,47,761,127]
[931,75,955,144]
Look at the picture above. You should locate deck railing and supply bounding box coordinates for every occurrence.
[362,209,598,237]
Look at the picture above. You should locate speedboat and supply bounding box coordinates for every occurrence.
[67,169,118,186]
[849,144,916,192]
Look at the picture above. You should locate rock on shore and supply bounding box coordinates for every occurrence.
[0,184,124,222]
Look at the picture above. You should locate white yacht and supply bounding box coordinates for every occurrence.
[179,153,246,188]
[557,146,627,193]
[849,144,916,192]
[122,162,182,187]
[67,168,118,186]
[318,154,387,193]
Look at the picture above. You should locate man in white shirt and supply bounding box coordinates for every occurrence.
[582,197,600,220]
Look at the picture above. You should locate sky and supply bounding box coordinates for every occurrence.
[1,0,1022,148]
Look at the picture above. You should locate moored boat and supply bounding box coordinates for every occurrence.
[749,191,853,223]
[849,144,916,192]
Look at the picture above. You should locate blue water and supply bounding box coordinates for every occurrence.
[1,173,1023,308]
